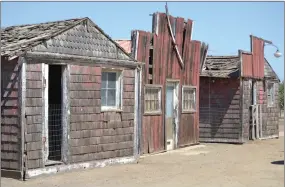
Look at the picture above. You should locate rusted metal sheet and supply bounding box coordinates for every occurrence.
[241,53,253,77]
[133,12,202,154]
[252,36,265,78]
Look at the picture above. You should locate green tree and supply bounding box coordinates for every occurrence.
[278,81,284,110]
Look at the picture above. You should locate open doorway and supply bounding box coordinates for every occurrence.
[165,81,179,151]
[47,65,63,163]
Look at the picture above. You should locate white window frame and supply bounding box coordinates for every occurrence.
[144,84,162,115]
[182,85,196,113]
[267,82,275,107]
[101,69,123,111]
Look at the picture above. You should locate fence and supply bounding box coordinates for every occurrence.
[48,104,62,161]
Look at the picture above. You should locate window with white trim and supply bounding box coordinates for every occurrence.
[101,71,122,110]
[267,82,274,107]
[144,85,162,114]
[182,86,196,112]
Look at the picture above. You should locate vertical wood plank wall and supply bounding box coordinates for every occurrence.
[134,13,202,154]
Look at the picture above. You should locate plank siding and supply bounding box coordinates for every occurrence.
[133,13,201,153]
[25,63,43,169]
[256,80,279,137]
[69,65,135,163]
[1,58,21,170]
[199,77,241,143]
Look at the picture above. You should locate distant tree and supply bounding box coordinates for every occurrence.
[278,81,284,110]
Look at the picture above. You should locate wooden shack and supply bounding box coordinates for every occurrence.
[199,35,280,143]
[130,12,208,154]
[1,17,142,179]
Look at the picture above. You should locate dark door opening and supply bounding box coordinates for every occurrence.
[48,65,63,161]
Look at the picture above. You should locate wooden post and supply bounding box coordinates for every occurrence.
[260,105,263,138]
[256,105,260,139]
[19,57,27,180]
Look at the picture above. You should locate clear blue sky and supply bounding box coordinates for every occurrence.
[2,2,284,81]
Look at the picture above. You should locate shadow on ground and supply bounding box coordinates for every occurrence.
[271,160,284,165]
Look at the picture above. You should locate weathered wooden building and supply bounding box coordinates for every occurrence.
[1,17,142,179]
[129,12,207,154]
[199,35,280,143]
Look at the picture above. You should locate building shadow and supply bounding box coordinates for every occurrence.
[271,160,284,165]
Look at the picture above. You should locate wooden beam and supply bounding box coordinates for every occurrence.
[165,3,184,68]
[25,52,143,68]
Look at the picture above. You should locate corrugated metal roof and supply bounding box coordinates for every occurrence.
[201,55,240,78]
[115,40,131,54]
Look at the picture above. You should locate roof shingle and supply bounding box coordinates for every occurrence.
[201,55,240,78]
[1,18,85,58]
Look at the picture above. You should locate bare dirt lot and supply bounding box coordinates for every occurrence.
[2,135,284,187]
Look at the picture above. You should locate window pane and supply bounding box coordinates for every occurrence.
[101,89,107,106]
[107,89,116,106]
[102,72,107,88]
[108,72,117,89]
[145,87,160,112]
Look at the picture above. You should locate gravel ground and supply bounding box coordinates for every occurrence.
[2,135,284,187]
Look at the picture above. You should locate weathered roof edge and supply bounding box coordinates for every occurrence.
[264,58,280,82]
[3,17,137,62]
[2,18,86,60]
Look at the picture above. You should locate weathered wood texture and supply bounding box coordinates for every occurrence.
[1,57,21,170]
[242,79,279,140]
[134,13,201,153]
[32,19,131,61]
[25,63,43,169]
[199,77,242,143]
[259,80,279,137]
[69,65,135,163]
[241,36,265,79]
[241,79,251,141]
[251,36,265,79]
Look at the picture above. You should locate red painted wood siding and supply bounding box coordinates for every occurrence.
[134,12,202,153]
[241,36,265,79]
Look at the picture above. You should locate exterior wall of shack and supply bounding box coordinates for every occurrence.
[1,57,22,171]
[25,63,44,169]
[24,63,136,169]
[199,77,242,143]
[134,13,201,154]
[69,64,135,163]
[241,78,279,141]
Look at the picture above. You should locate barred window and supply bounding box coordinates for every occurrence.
[182,86,196,112]
[267,82,274,107]
[144,85,162,114]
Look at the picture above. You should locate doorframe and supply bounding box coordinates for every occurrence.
[165,80,180,150]
[42,63,69,166]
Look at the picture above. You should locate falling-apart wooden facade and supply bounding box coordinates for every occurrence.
[199,35,280,143]
[131,12,207,154]
[1,17,142,179]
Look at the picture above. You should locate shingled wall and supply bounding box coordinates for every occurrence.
[1,58,21,170]
[199,77,242,143]
[69,65,135,163]
[25,63,43,169]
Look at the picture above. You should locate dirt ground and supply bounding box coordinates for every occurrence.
[2,133,284,187]
[2,118,284,187]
